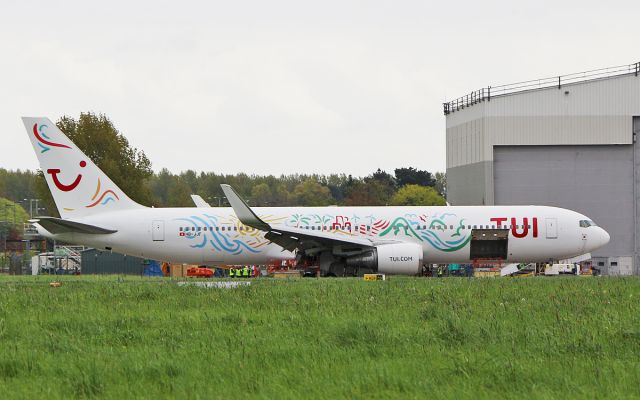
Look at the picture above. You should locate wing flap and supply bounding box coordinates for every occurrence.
[270,225,375,248]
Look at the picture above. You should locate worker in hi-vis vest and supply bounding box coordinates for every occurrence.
[242,266,249,278]
[229,268,235,278]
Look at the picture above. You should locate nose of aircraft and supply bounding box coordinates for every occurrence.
[589,227,610,251]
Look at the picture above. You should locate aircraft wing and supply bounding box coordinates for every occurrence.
[191,195,211,208]
[32,217,117,235]
[221,184,381,252]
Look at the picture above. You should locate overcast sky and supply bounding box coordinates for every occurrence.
[1,0,638,177]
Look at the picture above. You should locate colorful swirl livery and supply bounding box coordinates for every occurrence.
[21,116,610,275]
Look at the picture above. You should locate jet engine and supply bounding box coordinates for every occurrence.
[345,243,423,275]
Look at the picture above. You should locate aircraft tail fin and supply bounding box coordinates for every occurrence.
[21,117,144,219]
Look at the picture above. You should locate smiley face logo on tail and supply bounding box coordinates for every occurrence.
[47,161,86,192]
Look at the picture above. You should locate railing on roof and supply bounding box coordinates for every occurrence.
[443,61,640,115]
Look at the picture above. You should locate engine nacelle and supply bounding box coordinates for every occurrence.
[345,243,423,275]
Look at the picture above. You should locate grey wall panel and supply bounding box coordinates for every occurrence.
[446,74,640,169]
[447,161,491,206]
[486,74,640,117]
[493,145,634,259]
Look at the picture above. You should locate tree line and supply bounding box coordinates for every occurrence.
[0,113,446,217]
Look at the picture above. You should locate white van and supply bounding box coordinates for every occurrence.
[544,263,579,275]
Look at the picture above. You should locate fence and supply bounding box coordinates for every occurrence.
[443,61,640,115]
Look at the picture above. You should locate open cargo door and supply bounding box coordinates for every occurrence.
[470,229,509,260]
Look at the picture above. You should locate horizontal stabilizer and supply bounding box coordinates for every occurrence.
[33,217,117,235]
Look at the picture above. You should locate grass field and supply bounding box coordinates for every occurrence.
[0,275,638,399]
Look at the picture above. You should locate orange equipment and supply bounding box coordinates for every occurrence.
[186,267,214,278]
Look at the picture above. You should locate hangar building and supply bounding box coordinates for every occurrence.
[444,62,640,275]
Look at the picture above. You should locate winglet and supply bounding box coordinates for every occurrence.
[190,194,211,208]
[220,184,271,231]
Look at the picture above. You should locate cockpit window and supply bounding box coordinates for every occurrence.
[579,220,597,228]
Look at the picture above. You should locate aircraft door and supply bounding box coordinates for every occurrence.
[545,218,557,239]
[152,220,165,241]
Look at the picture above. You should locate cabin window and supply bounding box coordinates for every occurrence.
[611,262,618,267]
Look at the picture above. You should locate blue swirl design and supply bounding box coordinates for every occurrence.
[38,125,51,153]
[378,213,471,252]
[39,125,51,139]
[175,215,261,255]
[420,230,471,252]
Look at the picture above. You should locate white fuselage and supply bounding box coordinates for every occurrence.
[39,205,609,266]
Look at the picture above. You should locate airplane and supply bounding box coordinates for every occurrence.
[22,117,610,276]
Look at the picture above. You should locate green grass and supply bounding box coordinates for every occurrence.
[0,275,638,399]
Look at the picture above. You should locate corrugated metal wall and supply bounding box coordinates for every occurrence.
[446,74,640,170]
[446,161,492,206]
[493,145,634,261]
[445,71,640,272]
